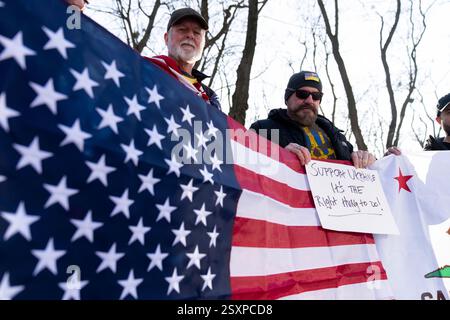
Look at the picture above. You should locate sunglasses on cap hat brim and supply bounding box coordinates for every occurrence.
[287,88,323,101]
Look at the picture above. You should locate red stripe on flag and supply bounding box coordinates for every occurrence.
[230,261,387,300]
[234,165,314,208]
[227,117,306,174]
[232,217,375,248]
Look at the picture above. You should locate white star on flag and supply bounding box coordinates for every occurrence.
[70,68,99,98]
[0,92,20,132]
[96,104,123,134]
[128,217,151,245]
[13,137,52,174]
[214,186,227,207]
[146,85,164,109]
[144,125,164,149]
[29,79,67,114]
[118,270,143,300]
[121,139,143,166]
[42,27,75,59]
[70,211,103,242]
[164,155,183,177]
[58,279,89,300]
[207,226,220,248]
[31,238,66,276]
[165,268,184,295]
[186,245,206,270]
[124,95,145,121]
[147,244,168,271]
[0,2,4,7]
[109,189,134,219]
[180,179,199,202]
[156,198,176,223]
[1,202,39,241]
[171,222,191,247]
[206,121,219,138]
[138,168,161,195]
[164,115,181,138]
[210,152,223,172]
[0,273,24,300]
[195,130,208,149]
[183,141,198,163]
[0,175,5,183]
[43,176,78,210]
[58,119,92,151]
[0,31,36,69]
[201,267,216,291]
[194,203,212,226]
[199,166,214,184]
[102,60,124,87]
[86,155,116,186]
[181,104,195,126]
[95,243,125,273]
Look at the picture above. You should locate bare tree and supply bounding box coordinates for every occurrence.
[229,0,268,125]
[93,0,163,53]
[411,112,428,148]
[292,11,332,121]
[377,0,401,149]
[310,18,329,117]
[377,0,433,150]
[89,0,251,108]
[298,41,308,71]
[392,0,431,147]
[196,0,245,87]
[322,41,337,124]
[317,0,367,150]
[411,88,441,147]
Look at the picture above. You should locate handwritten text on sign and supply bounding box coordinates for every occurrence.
[306,160,399,235]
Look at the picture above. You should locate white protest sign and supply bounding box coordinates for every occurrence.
[305,160,399,235]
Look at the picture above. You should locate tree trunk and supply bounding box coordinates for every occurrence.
[317,0,367,150]
[393,0,428,147]
[380,0,401,149]
[229,0,260,125]
[135,0,161,53]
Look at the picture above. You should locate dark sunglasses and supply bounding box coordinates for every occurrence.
[288,88,323,101]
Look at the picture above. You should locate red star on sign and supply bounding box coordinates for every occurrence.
[394,168,413,193]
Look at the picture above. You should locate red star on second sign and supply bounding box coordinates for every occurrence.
[394,168,413,193]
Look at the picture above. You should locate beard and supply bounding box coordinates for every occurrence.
[442,121,450,137]
[170,40,202,64]
[287,103,318,127]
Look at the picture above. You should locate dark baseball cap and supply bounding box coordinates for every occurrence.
[437,93,450,115]
[284,71,322,102]
[167,8,208,31]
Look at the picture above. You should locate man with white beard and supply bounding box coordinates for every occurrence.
[144,8,221,110]
[64,1,221,110]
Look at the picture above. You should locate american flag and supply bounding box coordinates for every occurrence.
[0,0,392,300]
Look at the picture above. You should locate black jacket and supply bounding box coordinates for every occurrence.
[423,136,450,151]
[250,108,354,161]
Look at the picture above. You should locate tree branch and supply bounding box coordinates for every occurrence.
[317,0,367,149]
[135,0,162,53]
[379,0,401,148]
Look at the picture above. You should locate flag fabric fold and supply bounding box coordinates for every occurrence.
[372,153,450,299]
[0,0,395,300]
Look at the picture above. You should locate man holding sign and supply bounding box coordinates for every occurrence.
[250,71,376,168]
